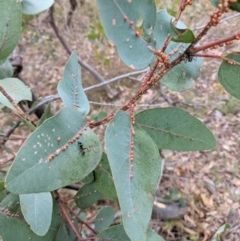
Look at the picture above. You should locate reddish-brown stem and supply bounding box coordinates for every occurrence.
[190,9,224,48]
[63,197,75,202]
[194,53,223,59]
[192,33,239,53]
[88,3,236,130]
[59,201,84,241]
[90,51,186,128]
[161,34,171,53]
[143,60,160,85]
[174,0,192,24]
[66,205,98,235]
[194,54,240,66]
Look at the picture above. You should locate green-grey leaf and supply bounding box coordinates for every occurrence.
[210,0,218,8]
[21,0,54,15]
[218,53,240,99]
[96,0,156,70]
[58,51,90,116]
[210,0,240,11]
[229,1,240,12]
[94,207,115,232]
[0,193,61,241]
[96,225,165,241]
[19,192,53,236]
[82,172,94,184]
[153,9,203,91]
[0,78,32,110]
[135,107,216,151]
[0,181,5,192]
[6,107,102,194]
[211,223,230,241]
[55,217,78,241]
[171,26,195,43]
[92,153,118,200]
[0,58,13,79]
[74,183,102,209]
[0,0,21,64]
[38,103,52,126]
[105,111,161,241]
[0,190,6,202]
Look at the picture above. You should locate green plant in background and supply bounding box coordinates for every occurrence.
[0,0,240,241]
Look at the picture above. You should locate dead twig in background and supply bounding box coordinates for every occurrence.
[48,5,117,98]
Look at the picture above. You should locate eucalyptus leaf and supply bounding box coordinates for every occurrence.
[38,103,52,126]
[97,0,156,69]
[94,207,115,232]
[0,78,32,110]
[0,58,13,79]
[21,0,54,15]
[74,184,102,209]
[58,51,90,116]
[136,108,216,151]
[20,192,53,236]
[96,225,165,241]
[6,107,102,194]
[55,217,78,241]
[92,153,118,200]
[218,53,240,99]
[0,0,21,64]
[105,111,161,241]
[0,194,61,241]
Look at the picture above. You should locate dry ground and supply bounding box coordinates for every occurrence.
[1,0,240,240]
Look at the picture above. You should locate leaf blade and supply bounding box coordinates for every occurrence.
[94,207,115,232]
[135,107,216,151]
[74,184,102,209]
[20,192,53,236]
[0,194,61,241]
[21,0,54,15]
[96,225,166,241]
[218,53,240,99]
[0,78,32,110]
[96,0,156,69]
[0,0,22,63]
[92,153,118,200]
[105,111,161,241]
[6,107,102,194]
[58,51,90,116]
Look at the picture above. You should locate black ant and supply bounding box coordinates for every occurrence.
[184,49,195,62]
[77,141,88,156]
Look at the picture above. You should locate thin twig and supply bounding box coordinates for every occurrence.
[66,205,98,235]
[192,33,240,53]
[59,201,84,241]
[194,12,240,31]
[4,95,60,140]
[174,0,192,25]
[84,69,148,92]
